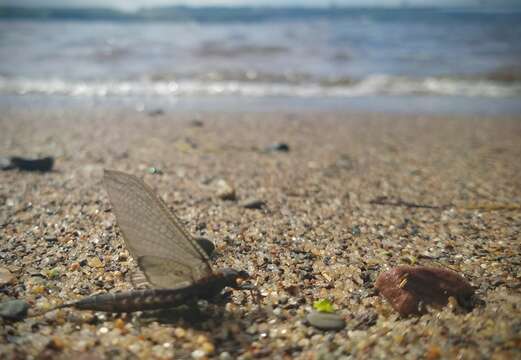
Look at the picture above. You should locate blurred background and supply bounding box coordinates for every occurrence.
[1,0,520,115]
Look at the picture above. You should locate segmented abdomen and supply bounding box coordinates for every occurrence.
[72,288,193,313]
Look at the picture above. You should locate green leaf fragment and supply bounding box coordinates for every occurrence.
[313,299,335,313]
[46,268,60,279]
[146,167,163,174]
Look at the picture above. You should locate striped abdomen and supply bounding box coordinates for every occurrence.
[70,288,198,313]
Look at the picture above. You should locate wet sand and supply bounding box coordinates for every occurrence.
[1,108,520,359]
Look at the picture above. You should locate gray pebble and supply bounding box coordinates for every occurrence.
[145,167,163,175]
[0,157,11,170]
[306,311,346,331]
[0,300,30,320]
[45,235,58,243]
[264,143,290,152]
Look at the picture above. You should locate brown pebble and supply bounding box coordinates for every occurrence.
[375,265,474,316]
[0,268,15,286]
[425,345,442,360]
[114,318,125,330]
[47,336,65,351]
[69,262,80,271]
[201,342,215,355]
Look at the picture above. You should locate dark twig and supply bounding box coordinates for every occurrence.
[369,196,448,210]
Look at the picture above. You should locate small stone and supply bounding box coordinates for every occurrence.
[191,349,206,359]
[31,285,45,294]
[147,108,164,117]
[190,119,204,127]
[264,143,290,152]
[201,342,215,355]
[351,225,361,236]
[87,257,104,268]
[114,318,125,330]
[425,345,442,360]
[306,311,346,331]
[219,352,232,360]
[241,198,266,209]
[69,262,80,271]
[146,167,163,175]
[47,336,65,351]
[278,295,289,305]
[44,236,58,243]
[216,179,236,201]
[0,300,30,320]
[174,327,186,338]
[0,267,15,286]
[78,259,88,267]
[375,265,475,316]
[0,157,11,170]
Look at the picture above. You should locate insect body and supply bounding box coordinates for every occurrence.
[44,170,250,314]
[54,268,248,313]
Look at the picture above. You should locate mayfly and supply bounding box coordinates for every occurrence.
[40,170,251,314]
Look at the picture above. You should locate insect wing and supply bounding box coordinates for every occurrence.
[103,170,212,288]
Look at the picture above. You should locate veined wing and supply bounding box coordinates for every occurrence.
[103,169,212,288]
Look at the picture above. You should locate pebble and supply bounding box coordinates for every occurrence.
[0,156,10,170]
[0,300,30,320]
[31,285,45,294]
[47,336,65,351]
[201,342,215,355]
[87,257,104,268]
[241,198,266,209]
[147,109,164,117]
[264,142,290,152]
[190,119,204,127]
[306,311,346,331]
[191,349,206,359]
[146,167,163,175]
[219,352,232,360]
[375,265,475,316]
[44,236,58,243]
[114,318,125,330]
[215,179,236,201]
[0,267,15,286]
[174,327,187,338]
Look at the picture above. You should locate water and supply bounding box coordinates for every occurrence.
[1,7,520,114]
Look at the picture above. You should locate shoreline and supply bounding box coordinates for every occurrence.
[1,108,520,358]
[2,94,521,117]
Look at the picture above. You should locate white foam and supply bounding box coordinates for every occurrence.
[0,75,519,99]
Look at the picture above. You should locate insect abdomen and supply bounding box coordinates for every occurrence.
[72,289,190,313]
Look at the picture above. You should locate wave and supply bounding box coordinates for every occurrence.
[0,74,519,99]
[194,43,289,58]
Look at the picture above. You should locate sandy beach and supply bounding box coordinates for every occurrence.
[1,108,520,359]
